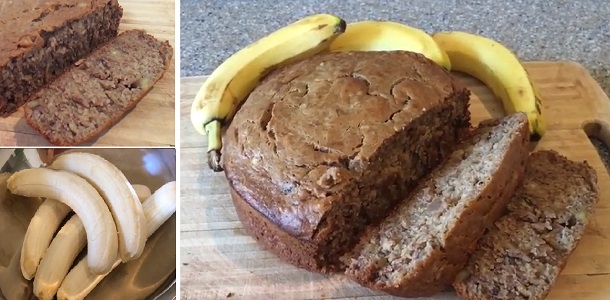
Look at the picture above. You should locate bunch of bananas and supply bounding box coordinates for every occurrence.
[190,14,547,172]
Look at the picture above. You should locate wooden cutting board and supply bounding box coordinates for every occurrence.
[0,0,175,147]
[180,61,610,300]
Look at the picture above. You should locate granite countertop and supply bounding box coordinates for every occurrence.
[180,0,610,166]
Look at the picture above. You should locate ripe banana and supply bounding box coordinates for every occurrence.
[33,183,149,300]
[0,171,42,280]
[49,153,146,262]
[132,184,152,201]
[142,181,177,235]
[432,31,547,139]
[8,168,119,275]
[33,215,87,300]
[329,20,451,70]
[190,14,347,172]
[57,181,176,300]
[85,215,176,300]
[20,198,71,280]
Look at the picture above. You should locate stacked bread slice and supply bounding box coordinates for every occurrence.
[345,113,530,297]
[453,150,598,299]
[344,113,598,298]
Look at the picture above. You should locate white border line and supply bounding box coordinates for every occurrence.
[174,0,182,298]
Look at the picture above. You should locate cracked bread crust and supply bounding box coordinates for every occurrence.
[453,150,599,300]
[0,0,122,116]
[224,51,471,272]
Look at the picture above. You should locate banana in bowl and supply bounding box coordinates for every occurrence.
[0,148,176,300]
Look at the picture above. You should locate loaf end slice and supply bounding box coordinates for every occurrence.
[345,112,530,297]
[453,150,599,300]
[24,29,174,146]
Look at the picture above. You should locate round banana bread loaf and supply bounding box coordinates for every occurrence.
[224,51,471,273]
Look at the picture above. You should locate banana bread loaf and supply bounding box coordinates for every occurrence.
[225,51,471,273]
[344,113,530,297]
[24,29,173,146]
[453,150,599,300]
[0,0,122,116]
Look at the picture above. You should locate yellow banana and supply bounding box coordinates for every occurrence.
[8,168,119,275]
[432,31,547,139]
[20,198,71,280]
[33,183,149,300]
[329,20,451,70]
[190,14,347,171]
[57,181,176,300]
[49,152,146,262]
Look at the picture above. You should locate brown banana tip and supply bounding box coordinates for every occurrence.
[336,19,347,33]
[207,150,223,172]
[530,132,542,142]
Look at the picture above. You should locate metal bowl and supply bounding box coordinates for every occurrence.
[0,148,176,300]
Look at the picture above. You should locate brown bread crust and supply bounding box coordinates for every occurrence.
[23,29,173,146]
[230,186,322,271]
[0,0,123,116]
[225,51,471,272]
[453,150,599,300]
[344,113,530,297]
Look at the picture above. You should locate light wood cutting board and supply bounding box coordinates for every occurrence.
[0,0,175,147]
[180,61,610,300]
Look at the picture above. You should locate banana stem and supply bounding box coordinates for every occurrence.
[205,121,223,172]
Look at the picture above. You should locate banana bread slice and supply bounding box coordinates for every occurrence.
[453,150,599,300]
[344,113,530,297]
[226,51,471,273]
[0,0,122,116]
[24,29,173,146]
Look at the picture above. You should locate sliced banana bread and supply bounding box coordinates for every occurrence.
[24,29,173,146]
[226,51,471,273]
[453,150,599,300]
[0,0,122,116]
[344,113,530,297]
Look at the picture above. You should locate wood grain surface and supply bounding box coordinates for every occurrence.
[0,0,175,147]
[180,61,610,300]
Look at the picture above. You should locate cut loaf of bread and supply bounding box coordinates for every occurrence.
[226,51,471,273]
[0,0,122,116]
[453,150,599,300]
[24,29,173,146]
[345,113,530,297]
